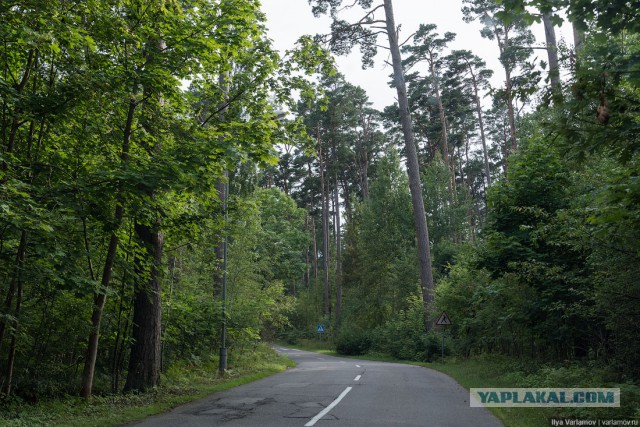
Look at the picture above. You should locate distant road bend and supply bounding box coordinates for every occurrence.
[131,347,502,426]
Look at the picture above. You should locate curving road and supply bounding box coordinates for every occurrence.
[130,346,502,426]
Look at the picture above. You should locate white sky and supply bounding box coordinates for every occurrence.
[261,0,572,110]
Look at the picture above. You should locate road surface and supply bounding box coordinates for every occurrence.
[130,346,501,426]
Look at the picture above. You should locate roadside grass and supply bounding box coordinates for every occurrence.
[281,339,640,427]
[0,344,295,427]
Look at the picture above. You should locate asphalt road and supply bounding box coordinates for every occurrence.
[130,346,502,426]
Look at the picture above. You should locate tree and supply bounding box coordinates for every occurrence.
[402,24,457,195]
[462,0,540,162]
[445,50,494,187]
[309,0,436,328]
[342,149,418,328]
[0,0,335,399]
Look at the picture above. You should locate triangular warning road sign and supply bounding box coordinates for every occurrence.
[435,312,451,326]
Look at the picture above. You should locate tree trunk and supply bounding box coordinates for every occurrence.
[333,173,342,321]
[1,274,22,396]
[474,91,491,187]
[505,70,517,155]
[357,113,370,199]
[111,223,134,393]
[466,60,492,187]
[307,161,319,282]
[213,177,227,297]
[542,13,561,90]
[124,37,165,393]
[430,58,454,200]
[304,209,311,287]
[383,0,435,330]
[0,231,28,355]
[123,224,164,392]
[572,22,584,53]
[318,134,331,317]
[213,73,229,297]
[495,26,518,157]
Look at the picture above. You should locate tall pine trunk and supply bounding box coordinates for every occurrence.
[465,59,492,187]
[494,26,518,158]
[318,132,331,317]
[357,113,370,199]
[333,173,342,321]
[308,159,319,283]
[383,0,435,330]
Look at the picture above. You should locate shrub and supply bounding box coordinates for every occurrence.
[335,328,372,356]
[372,296,448,362]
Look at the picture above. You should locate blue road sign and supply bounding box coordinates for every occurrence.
[317,324,325,333]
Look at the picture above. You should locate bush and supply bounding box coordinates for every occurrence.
[335,328,372,356]
[372,296,448,362]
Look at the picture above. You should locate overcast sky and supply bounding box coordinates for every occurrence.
[261,0,571,110]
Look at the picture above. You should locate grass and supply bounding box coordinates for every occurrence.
[280,339,640,427]
[0,344,295,427]
[428,356,553,427]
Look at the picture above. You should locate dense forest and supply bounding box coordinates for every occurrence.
[0,0,638,413]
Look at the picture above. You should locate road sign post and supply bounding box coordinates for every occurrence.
[435,312,452,362]
[317,324,325,341]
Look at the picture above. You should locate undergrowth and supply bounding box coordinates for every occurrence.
[0,343,294,427]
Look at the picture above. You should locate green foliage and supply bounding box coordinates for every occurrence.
[341,149,420,329]
[374,296,443,362]
[0,0,328,400]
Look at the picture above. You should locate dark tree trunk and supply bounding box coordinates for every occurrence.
[357,113,370,199]
[307,161,319,282]
[123,224,164,392]
[2,275,22,396]
[124,36,165,393]
[383,0,435,330]
[0,231,28,355]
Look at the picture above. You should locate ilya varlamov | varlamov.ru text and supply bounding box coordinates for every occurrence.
[470,388,620,407]
[550,419,639,426]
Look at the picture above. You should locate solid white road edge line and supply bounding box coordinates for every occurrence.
[304,387,353,427]
[354,375,361,381]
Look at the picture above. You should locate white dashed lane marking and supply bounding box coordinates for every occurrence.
[305,387,353,427]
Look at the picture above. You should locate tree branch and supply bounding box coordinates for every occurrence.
[398,32,417,48]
